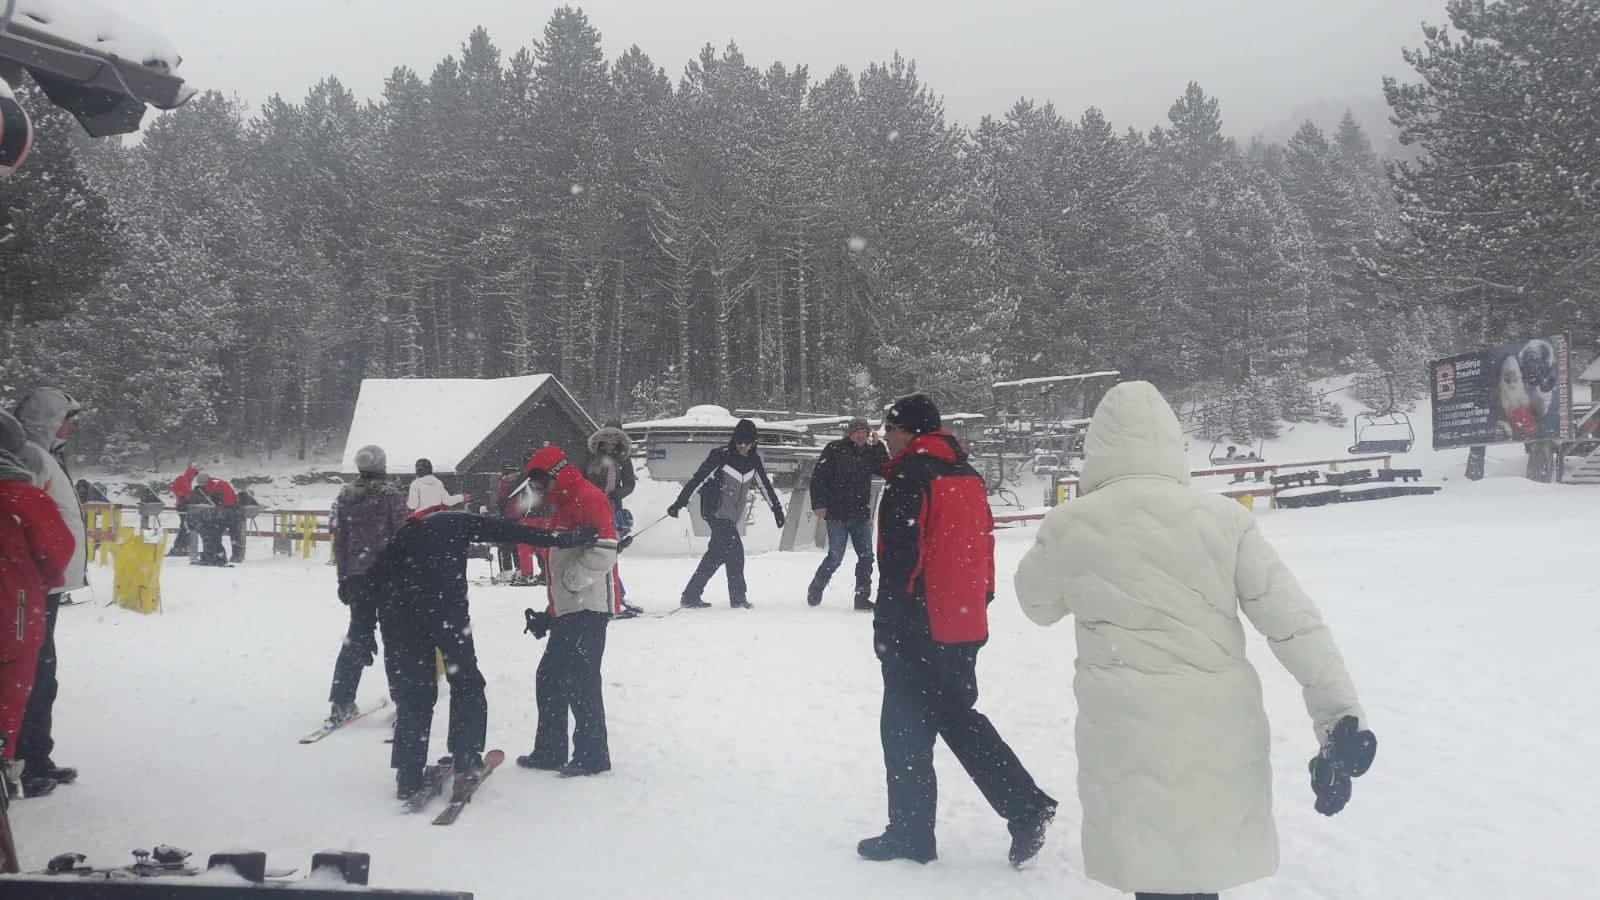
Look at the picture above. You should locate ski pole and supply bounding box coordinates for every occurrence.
[626,514,671,541]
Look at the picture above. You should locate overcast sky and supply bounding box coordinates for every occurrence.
[121,0,1448,136]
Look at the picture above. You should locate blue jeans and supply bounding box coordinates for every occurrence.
[811,518,875,596]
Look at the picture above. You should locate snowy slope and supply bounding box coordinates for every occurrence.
[5,479,1594,898]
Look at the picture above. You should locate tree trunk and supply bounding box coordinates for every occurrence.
[794,229,810,408]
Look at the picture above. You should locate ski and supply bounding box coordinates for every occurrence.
[298,696,391,744]
[431,750,504,826]
[402,760,454,813]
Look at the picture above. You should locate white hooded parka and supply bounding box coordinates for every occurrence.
[1013,381,1366,895]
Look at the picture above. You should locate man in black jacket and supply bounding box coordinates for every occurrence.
[361,505,596,800]
[860,393,1056,868]
[668,419,785,609]
[807,417,888,610]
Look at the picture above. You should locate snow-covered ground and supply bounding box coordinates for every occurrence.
[6,468,1596,897]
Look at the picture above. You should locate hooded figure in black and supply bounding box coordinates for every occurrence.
[668,419,784,609]
[361,502,597,800]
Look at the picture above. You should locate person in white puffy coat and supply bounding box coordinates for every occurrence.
[1014,381,1372,898]
[406,458,465,512]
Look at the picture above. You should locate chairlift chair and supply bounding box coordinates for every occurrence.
[1349,411,1415,455]
[1349,376,1415,454]
[1209,438,1265,466]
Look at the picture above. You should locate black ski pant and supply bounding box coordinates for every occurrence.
[329,577,380,707]
[530,610,610,771]
[16,592,62,769]
[683,518,745,603]
[379,590,486,777]
[811,517,875,596]
[877,635,1054,853]
[228,508,246,561]
[1136,894,1220,899]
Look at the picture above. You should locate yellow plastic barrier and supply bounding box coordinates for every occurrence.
[85,503,123,566]
[112,525,165,614]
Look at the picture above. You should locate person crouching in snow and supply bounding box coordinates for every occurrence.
[1013,381,1377,900]
[515,446,620,777]
[0,410,76,801]
[668,418,785,609]
[362,486,598,801]
[586,421,642,618]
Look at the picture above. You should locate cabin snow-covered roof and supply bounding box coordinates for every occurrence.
[625,405,805,435]
[992,371,1120,389]
[341,375,555,475]
[7,0,185,72]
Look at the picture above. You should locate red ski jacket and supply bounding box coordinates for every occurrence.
[876,431,995,645]
[173,466,237,507]
[1,479,75,661]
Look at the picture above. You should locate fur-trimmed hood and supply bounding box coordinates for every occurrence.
[588,426,631,456]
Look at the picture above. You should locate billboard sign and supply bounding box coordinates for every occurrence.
[1429,334,1571,449]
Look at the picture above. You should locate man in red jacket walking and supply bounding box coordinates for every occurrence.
[859,393,1057,867]
[0,410,76,801]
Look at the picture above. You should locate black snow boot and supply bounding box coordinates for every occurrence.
[557,762,610,778]
[854,587,875,611]
[1008,801,1057,867]
[25,758,78,786]
[516,752,563,772]
[806,577,825,607]
[680,597,711,609]
[396,767,425,800]
[857,832,936,864]
[730,598,753,610]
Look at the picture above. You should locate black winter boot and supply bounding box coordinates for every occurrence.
[680,596,711,609]
[806,576,825,607]
[26,758,78,785]
[516,752,563,771]
[854,587,875,611]
[730,598,753,609]
[857,832,936,864]
[395,767,425,800]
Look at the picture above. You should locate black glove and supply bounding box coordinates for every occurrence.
[337,577,359,605]
[556,527,599,548]
[617,534,634,552]
[931,642,980,709]
[1308,715,1377,816]
[667,503,683,519]
[985,591,995,606]
[523,608,551,640]
[773,508,786,529]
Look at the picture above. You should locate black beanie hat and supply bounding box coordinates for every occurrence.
[885,393,940,435]
[415,458,433,476]
[731,419,758,446]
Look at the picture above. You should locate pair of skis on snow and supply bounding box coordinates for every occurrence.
[298,697,502,825]
[402,751,505,825]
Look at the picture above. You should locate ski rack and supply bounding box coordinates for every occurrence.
[7,848,472,899]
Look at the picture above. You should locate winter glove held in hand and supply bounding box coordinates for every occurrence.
[667,503,682,518]
[617,534,634,552]
[1308,715,1377,816]
[523,608,551,640]
[773,508,786,529]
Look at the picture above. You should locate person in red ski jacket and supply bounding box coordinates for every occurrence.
[513,446,620,777]
[0,411,75,781]
[859,392,1057,868]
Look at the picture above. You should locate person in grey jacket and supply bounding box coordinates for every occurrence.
[10,387,85,793]
[668,419,784,609]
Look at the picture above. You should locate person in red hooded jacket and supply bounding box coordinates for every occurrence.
[1,410,76,799]
[513,446,620,777]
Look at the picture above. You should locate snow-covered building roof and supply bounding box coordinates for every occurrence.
[992,371,1121,390]
[1580,356,1600,383]
[6,0,184,71]
[341,375,597,476]
[1,0,195,136]
[626,405,806,436]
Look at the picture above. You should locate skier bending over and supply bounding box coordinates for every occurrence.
[362,500,597,800]
[1014,381,1375,899]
